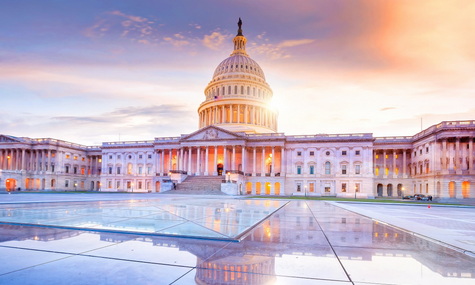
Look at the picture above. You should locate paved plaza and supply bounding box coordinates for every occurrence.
[0,193,474,284]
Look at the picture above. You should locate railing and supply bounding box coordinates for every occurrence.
[225,170,244,175]
[287,133,373,141]
[103,140,154,146]
[154,137,181,143]
[169,170,187,174]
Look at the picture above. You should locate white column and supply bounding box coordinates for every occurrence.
[214,146,218,175]
[383,150,387,177]
[21,149,26,171]
[196,147,201,175]
[455,138,461,174]
[242,146,246,174]
[403,150,407,178]
[392,150,396,178]
[271,147,275,176]
[261,147,265,175]
[253,147,256,176]
[469,139,474,174]
[232,145,236,170]
[223,146,227,172]
[442,140,447,171]
[188,148,192,175]
[205,146,209,175]
[281,147,285,175]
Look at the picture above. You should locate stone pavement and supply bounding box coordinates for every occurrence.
[332,201,475,257]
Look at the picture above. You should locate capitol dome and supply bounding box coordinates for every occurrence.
[198,18,277,134]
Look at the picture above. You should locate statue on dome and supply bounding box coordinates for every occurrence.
[237,17,243,36]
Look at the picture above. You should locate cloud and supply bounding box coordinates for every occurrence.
[278,39,315,48]
[202,31,229,50]
[163,33,190,47]
[380,107,396,111]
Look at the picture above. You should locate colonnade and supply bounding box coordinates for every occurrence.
[0,148,102,175]
[156,145,284,177]
[373,149,410,178]
[438,137,474,174]
[198,104,277,131]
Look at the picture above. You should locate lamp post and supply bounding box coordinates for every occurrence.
[304,185,307,198]
[401,186,405,199]
[226,172,231,183]
[354,186,357,199]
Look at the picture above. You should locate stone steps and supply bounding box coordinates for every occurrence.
[168,175,224,195]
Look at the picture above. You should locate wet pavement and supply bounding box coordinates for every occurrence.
[0,194,474,284]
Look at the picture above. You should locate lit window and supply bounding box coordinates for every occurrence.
[309,183,315,192]
[66,155,70,159]
[376,154,379,159]
[73,156,78,160]
[342,183,347,192]
[385,167,389,176]
[375,167,379,176]
[355,183,360,192]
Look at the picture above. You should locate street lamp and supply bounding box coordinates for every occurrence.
[401,187,405,199]
[354,187,357,199]
[226,172,231,183]
[304,185,307,198]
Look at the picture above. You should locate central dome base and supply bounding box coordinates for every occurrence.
[212,123,276,134]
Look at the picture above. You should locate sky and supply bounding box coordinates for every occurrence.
[1,0,474,146]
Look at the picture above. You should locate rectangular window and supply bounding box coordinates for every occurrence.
[65,180,69,187]
[116,181,120,189]
[355,150,360,155]
[148,154,152,159]
[80,168,85,175]
[395,167,399,175]
[385,167,389,176]
[73,156,78,160]
[355,165,361,174]
[117,167,121,174]
[309,165,314,174]
[108,181,112,188]
[109,155,112,159]
[139,155,143,159]
[324,183,331,192]
[309,183,315,192]
[73,167,77,174]
[138,181,143,189]
[138,167,143,175]
[297,165,302,174]
[108,167,112,174]
[118,155,121,159]
[355,183,360,192]
[147,167,152,175]
[342,165,347,174]
[325,162,331,175]
[65,154,70,159]
[297,151,302,156]
[342,183,347,192]
[342,151,347,155]
[65,166,70,173]
[309,151,314,156]
[296,183,301,192]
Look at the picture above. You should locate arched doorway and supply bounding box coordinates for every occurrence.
[387,184,393,197]
[255,182,261,195]
[397,184,403,197]
[5,179,16,192]
[377,184,383,196]
[246,182,252,194]
[462,181,470,198]
[91,181,95,190]
[217,164,224,176]
[274,182,281,196]
[155,181,161,193]
[51,179,56,190]
[449,181,456,198]
[265,182,271,195]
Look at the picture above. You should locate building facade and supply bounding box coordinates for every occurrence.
[1,20,474,199]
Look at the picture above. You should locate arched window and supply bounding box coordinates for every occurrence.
[325,162,331,174]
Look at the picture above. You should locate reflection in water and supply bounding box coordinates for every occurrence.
[0,201,474,284]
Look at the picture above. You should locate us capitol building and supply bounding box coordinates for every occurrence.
[1,20,474,199]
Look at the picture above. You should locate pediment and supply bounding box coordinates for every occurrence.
[0,135,23,143]
[181,126,244,141]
